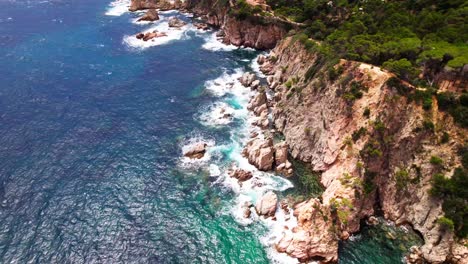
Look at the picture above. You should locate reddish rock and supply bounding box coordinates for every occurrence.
[183,142,207,159]
[137,9,159,22]
[229,168,253,182]
[255,191,277,217]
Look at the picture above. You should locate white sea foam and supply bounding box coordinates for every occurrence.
[203,68,248,97]
[105,0,130,16]
[123,22,193,49]
[198,102,236,126]
[179,136,215,167]
[202,32,237,51]
[209,164,221,177]
[251,53,267,78]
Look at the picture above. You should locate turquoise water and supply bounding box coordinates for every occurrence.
[0,0,421,263]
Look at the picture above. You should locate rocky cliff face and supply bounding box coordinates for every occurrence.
[128,0,289,49]
[259,37,467,263]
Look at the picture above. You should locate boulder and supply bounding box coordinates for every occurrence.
[257,55,266,65]
[239,72,256,87]
[135,32,144,39]
[229,168,253,182]
[255,191,278,217]
[242,201,253,218]
[137,9,159,22]
[168,17,187,28]
[366,216,379,226]
[140,31,168,41]
[183,142,207,159]
[274,142,288,165]
[243,136,274,171]
[248,92,267,111]
[194,22,210,31]
[250,80,261,90]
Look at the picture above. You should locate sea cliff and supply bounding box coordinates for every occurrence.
[127,0,467,262]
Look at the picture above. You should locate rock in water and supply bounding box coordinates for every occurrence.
[229,168,253,182]
[139,31,168,41]
[242,201,253,218]
[137,9,159,22]
[168,17,187,28]
[194,22,210,31]
[239,72,256,87]
[135,32,144,39]
[255,191,278,217]
[243,136,274,171]
[183,142,207,159]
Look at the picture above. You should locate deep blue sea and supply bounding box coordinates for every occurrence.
[0,0,421,263]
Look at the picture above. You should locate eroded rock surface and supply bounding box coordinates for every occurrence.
[183,142,207,159]
[255,191,278,217]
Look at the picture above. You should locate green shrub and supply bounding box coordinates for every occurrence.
[352,127,367,142]
[395,169,410,190]
[440,132,450,144]
[437,216,455,231]
[383,58,419,81]
[423,120,434,131]
[363,107,371,118]
[430,168,468,238]
[430,155,443,166]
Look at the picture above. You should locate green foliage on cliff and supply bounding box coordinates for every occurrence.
[267,0,467,82]
[230,0,264,19]
[436,91,468,128]
[429,147,468,238]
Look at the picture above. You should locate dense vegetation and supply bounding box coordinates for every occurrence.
[266,0,467,84]
[430,146,468,238]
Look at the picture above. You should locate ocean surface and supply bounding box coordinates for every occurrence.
[0,0,421,263]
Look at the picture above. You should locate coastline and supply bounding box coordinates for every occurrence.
[106,0,468,263]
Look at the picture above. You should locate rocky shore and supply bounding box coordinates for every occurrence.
[126,0,467,263]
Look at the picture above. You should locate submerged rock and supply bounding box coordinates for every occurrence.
[242,201,253,218]
[183,142,207,159]
[255,191,278,217]
[137,9,159,22]
[168,17,187,28]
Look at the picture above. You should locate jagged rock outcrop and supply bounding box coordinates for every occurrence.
[220,16,286,49]
[137,30,168,41]
[262,36,468,263]
[168,17,187,28]
[229,168,253,182]
[183,142,207,159]
[129,0,186,11]
[276,199,337,262]
[137,9,159,22]
[243,136,274,171]
[128,0,291,49]
[255,191,278,217]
